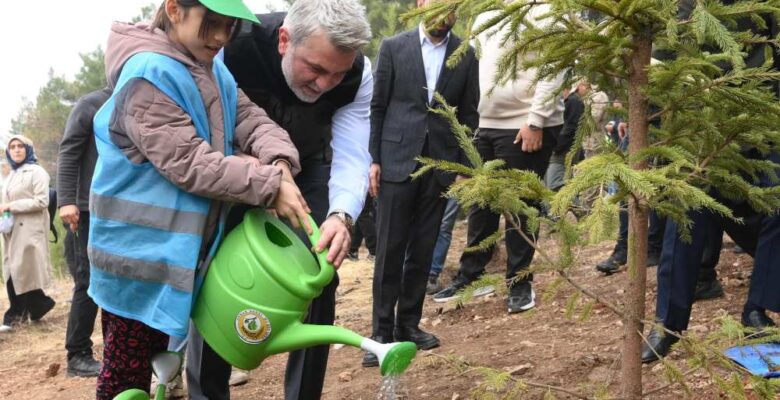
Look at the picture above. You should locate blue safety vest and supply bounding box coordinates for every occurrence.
[88,52,236,337]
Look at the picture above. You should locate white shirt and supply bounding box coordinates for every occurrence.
[217,50,373,220]
[418,24,450,103]
[328,57,373,219]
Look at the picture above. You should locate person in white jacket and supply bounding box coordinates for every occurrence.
[433,4,564,313]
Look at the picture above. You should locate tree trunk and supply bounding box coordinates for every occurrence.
[620,33,652,400]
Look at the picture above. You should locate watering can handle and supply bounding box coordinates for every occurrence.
[303,215,336,289]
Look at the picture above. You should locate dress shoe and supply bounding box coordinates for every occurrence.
[742,310,776,332]
[641,328,679,363]
[694,279,724,301]
[362,336,392,367]
[393,326,440,350]
[67,353,102,377]
[596,251,627,275]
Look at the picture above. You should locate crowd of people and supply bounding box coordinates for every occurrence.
[0,0,779,399]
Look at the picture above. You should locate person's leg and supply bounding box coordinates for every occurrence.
[396,172,447,331]
[371,179,416,338]
[362,197,378,256]
[454,129,500,284]
[647,210,666,264]
[96,310,169,400]
[499,126,557,310]
[694,223,725,301]
[655,210,712,332]
[3,278,26,326]
[430,198,460,278]
[746,214,780,315]
[284,162,336,400]
[65,215,100,374]
[186,326,232,400]
[23,289,55,321]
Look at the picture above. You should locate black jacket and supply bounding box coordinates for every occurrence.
[56,88,111,211]
[554,92,585,156]
[370,30,479,186]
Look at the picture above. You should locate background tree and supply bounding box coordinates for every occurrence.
[6,4,154,177]
[413,0,780,398]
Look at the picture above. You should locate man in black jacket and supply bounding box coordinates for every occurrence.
[186,1,373,399]
[57,87,110,377]
[365,0,479,366]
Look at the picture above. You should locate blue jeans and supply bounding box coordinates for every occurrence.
[430,198,460,277]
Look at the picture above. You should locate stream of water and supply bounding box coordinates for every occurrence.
[377,375,403,400]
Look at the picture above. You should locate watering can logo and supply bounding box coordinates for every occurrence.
[235,309,272,344]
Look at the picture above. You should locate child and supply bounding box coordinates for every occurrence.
[88,0,310,398]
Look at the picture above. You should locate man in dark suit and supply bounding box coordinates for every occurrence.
[364,0,479,367]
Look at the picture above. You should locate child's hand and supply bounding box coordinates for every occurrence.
[274,180,313,234]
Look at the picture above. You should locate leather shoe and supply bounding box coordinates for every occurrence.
[362,336,392,367]
[742,310,776,332]
[67,353,102,377]
[394,326,440,350]
[641,328,679,363]
[596,251,626,275]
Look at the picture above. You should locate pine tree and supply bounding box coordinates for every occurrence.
[413,0,780,398]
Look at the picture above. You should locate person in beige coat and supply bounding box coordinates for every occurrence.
[0,135,55,333]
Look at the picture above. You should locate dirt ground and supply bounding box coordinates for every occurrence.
[0,219,770,399]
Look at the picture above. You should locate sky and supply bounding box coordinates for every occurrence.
[0,0,288,142]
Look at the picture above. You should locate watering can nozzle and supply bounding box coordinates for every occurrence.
[361,338,417,376]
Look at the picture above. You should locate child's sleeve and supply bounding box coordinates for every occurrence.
[112,79,284,207]
[233,90,301,175]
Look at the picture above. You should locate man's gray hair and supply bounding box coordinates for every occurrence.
[284,0,372,52]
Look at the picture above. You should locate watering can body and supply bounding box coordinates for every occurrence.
[191,209,364,370]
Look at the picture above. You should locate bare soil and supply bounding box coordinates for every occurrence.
[0,220,769,399]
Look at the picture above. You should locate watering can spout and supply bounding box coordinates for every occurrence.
[266,323,365,355]
[360,338,417,376]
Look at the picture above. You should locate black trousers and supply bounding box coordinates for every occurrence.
[3,277,55,325]
[349,193,377,255]
[456,127,558,290]
[656,163,769,332]
[64,214,99,359]
[372,170,448,337]
[614,208,666,256]
[186,162,337,400]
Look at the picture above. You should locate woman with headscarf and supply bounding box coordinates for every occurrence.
[0,135,55,332]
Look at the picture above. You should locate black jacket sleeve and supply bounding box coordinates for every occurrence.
[369,38,394,165]
[456,48,480,166]
[554,94,585,155]
[56,89,109,208]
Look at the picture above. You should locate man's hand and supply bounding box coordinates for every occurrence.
[59,205,80,232]
[316,215,352,268]
[273,180,312,234]
[369,163,381,198]
[514,124,543,152]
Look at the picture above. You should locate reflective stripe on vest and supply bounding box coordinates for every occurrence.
[88,52,237,337]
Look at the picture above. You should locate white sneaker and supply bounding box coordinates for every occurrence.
[0,324,12,333]
[229,369,249,386]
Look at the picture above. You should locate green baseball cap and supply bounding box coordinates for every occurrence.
[199,0,261,24]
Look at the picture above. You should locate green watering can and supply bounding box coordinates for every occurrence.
[115,209,416,399]
[191,209,416,376]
